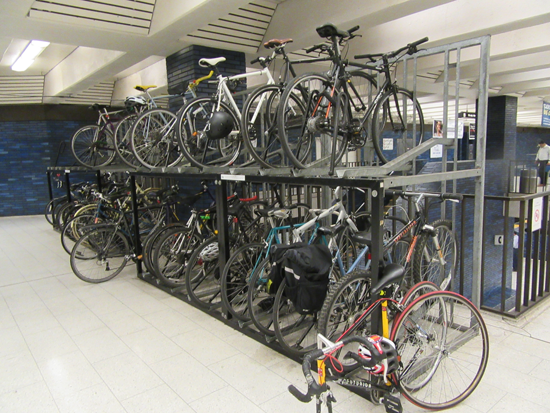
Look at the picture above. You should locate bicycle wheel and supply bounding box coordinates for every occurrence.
[412,220,457,290]
[272,278,319,358]
[371,88,424,164]
[247,256,277,337]
[71,125,116,168]
[391,291,489,410]
[143,223,187,277]
[276,72,348,169]
[317,270,373,374]
[185,236,223,309]
[61,214,102,254]
[130,108,183,169]
[220,242,264,321]
[153,226,203,288]
[241,84,304,168]
[176,97,241,169]
[70,226,130,283]
[114,113,141,168]
[400,280,439,308]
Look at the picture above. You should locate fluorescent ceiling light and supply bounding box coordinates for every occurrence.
[11,40,50,72]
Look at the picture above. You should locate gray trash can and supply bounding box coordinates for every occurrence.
[519,168,537,194]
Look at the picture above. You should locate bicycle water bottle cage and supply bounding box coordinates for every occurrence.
[199,57,226,68]
[168,80,190,95]
[316,23,348,39]
[263,38,293,49]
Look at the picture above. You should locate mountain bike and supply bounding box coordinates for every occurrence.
[276,23,427,173]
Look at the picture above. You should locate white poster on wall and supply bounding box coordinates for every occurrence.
[431,120,443,158]
[532,197,543,232]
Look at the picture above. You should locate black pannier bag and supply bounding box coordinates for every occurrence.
[267,242,332,315]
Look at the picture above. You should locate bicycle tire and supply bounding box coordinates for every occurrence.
[70,226,130,283]
[185,236,223,309]
[176,97,242,169]
[400,280,439,308]
[276,72,347,169]
[60,214,102,254]
[143,222,187,277]
[317,270,373,374]
[412,219,457,290]
[130,108,183,169]
[220,242,264,321]
[114,113,142,168]
[272,277,319,358]
[153,226,203,288]
[241,84,305,169]
[371,88,424,164]
[391,291,489,410]
[71,124,116,168]
[246,256,276,337]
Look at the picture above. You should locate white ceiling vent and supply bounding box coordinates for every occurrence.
[29,0,156,36]
[187,0,277,52]
[50,81,115,106]
[0,76,44,104]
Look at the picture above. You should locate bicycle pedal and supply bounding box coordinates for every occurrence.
[383,394,402,413]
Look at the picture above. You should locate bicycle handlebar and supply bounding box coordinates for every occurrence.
[354,37,429,61]
[288,335,384,403]
[386,189,463,202]
[305,43,327,54]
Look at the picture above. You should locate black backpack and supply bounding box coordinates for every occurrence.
[267,243,332,315]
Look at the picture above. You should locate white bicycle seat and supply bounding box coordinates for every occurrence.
[199,57,226,67]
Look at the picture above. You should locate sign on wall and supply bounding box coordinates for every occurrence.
[542,101,550,128]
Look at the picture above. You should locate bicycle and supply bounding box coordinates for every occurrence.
[69,193,166,283]
[240,38,341,169]
[290,287,489,411]
[276,23,426,173]
[128,72,214,169]
[70,104,127,168]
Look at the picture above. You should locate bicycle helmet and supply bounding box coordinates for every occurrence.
[205,111,234,140]
[358,335,399,375]
[125,96,147,108]
[199,242,219,262]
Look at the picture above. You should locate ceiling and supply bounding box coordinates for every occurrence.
[1,0,550,126]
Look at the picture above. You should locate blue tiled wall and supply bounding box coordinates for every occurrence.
[0,119,91,216]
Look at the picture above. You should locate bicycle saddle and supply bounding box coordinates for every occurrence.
[199,57,226,68]
[89,103,109,111]
[316,23,349,39]
[263,38,293,49]
[167,80,190,95]
[134,85,157,92]
[371,263,405,296]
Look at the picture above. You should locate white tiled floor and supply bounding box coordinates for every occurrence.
[2,215,550,413]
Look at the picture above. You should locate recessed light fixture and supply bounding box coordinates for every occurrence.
[11,40,50,72]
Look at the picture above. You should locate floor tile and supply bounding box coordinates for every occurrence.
[54,382,126,413]
[55,308,106,336]
[72,326,130,364]
[97,308,152,337]
[171,328,240,366]
[93,352,163,401]
[13,307,61,335]
[142,309,200,338]
[150,352,228,403]
[208,353,290,405]
[0,351,43,394]
[487,392,549,413]
[190,386,265,413]
[25,326,79,363]
[0,381,60,413]
[38,351,103,399]
[121,384,194,413]
[120,326,183,365]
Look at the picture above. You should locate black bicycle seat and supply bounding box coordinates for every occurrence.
[316,23,349,39]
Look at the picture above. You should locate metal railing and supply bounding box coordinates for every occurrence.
[459,191,550,317]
